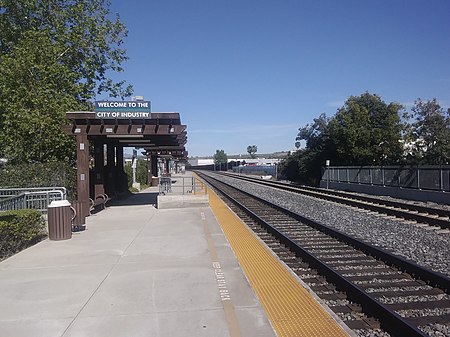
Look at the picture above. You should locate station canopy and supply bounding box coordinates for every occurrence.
[64,111,187,158]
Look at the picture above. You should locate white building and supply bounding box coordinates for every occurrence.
[188,158,215,166]
[188,158,280,166]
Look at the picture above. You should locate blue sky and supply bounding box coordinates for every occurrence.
[107,0,450,157]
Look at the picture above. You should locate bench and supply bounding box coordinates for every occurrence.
[89,193,110,214]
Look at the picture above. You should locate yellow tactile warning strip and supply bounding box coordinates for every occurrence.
[208,188,350,337]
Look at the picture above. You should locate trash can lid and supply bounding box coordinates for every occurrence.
[48,200,71,207]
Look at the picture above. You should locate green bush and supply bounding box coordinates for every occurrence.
[124,158,149,189]
[124,163,133,188]
[0,162,77,200]
[0,209,46,260]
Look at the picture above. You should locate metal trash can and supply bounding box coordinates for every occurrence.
[47,200,76,240]
[151,176,159,186]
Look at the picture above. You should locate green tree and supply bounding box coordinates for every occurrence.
[0,30,82,163]
[408,98,450,164]
[247,145,257,158]
[282,93,405,185]
[278,151,300,182]
[0,0,133,163]
[328,92,404,165]
[296,113,332,155]
[136,158,149,186]
[0,0,132,99]
[293,113,334,185]
[124,158,148,188]
[213,149,228,171]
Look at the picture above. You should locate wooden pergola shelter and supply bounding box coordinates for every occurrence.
[63,111,187,225]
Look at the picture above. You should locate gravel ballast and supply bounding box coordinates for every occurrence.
[210,173,450,278]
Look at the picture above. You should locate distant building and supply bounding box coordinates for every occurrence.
[188,158,280,166]
[188,158,215,166]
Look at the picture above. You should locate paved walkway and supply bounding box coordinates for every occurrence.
[0,190,276,337]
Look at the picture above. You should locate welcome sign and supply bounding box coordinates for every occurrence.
[95,100,151,119]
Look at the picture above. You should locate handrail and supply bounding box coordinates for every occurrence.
[158,176,206,195]
[0,190,65,214]
[0,187,67,199]
[0,194,27,212]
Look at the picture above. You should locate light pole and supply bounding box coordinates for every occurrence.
[132,149,137,185]
[325,160,330,189]
[274,162,278,181]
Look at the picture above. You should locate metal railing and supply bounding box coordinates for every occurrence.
[322,166,450,192]
[159,177,207,195]
[0,188,66,213]
[0,187,67,199]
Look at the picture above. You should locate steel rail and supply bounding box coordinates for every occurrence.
[198,171,450,337]
[220,172,450,229]
[209,172,450,291]
[299,185,450,218]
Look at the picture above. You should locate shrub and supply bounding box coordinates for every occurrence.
[128,186,139,193]
[0,162,77,201]
[0,209,46,260]
[124,158,149,189]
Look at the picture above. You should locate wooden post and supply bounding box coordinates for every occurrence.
[94,140,105,197]
[106,142,116,196]
[115,144,126,193]
[165,159,170,175]
[147,155,152,185]
[152,156,158,178]
[76,127,90,218]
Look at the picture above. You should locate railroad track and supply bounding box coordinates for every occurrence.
[218,172,450,230]
[197,171,450,337]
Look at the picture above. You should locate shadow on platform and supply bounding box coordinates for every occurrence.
[108,191,158,207]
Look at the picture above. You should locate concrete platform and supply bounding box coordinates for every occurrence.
[157,194,210,209]
[156,173,209,209]
[0,190,276,337]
